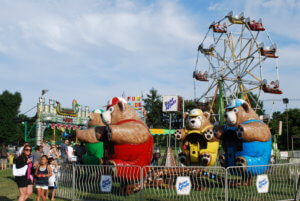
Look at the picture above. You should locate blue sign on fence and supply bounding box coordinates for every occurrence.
[175,176,191,195]
[100,175,112,193]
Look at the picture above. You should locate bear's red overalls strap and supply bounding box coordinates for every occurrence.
[108,119,153,180]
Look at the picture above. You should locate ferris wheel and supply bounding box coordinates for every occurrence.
[193,11,282,122]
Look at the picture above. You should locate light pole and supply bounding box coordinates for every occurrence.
[282,98,289,151]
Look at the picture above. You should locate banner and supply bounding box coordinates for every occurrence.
[127,96,143,118]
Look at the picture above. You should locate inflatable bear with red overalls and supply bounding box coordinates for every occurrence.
[76,97,153,180]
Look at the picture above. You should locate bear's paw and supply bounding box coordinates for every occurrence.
[203,129,214,141]
[236,125,244,139]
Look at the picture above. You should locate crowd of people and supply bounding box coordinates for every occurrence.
[0,139,86,201]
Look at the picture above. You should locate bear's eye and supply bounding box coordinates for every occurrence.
[108,107,114,113]
[197,116,202,120]
[233,108,238,113]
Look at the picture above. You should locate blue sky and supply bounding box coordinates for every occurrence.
[0,0,299,116]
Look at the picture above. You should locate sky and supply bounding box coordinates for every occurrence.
[0,0,299,117]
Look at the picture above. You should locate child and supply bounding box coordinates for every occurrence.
[35,155,52,201]
[46,158,57,200]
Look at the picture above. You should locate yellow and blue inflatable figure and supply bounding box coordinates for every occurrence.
[178,109,219,166]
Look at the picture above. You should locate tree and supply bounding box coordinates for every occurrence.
[143,88,165,128]
[0,90,23,144]
[269,109,300,150]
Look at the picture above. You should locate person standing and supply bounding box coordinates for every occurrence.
[14,145,34,201]
[48,145,59,160]
[42,141,50,156]
[46,158,57,201]
[18,142,29,156]
[32,146,42,167]
[0,144,8,169]
[67,142,76,163]
[35,155,52,201]
[60,140,68,163]
[74,142,86,164]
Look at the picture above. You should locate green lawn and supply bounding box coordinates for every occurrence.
[0,169,68,201]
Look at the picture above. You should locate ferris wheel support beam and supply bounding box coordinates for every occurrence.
[199,80,218,100]
[218,80,225,125]
[235,38,252,59]
[222,49,259,79]
[241,56,267,78]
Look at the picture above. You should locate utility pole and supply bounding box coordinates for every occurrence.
[283,98,289,151]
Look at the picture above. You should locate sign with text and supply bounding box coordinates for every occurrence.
[162,96,181,112]
[100,175,112,193]
[175,176,191,195]
[127,96,143,118]
[256,174,269,193]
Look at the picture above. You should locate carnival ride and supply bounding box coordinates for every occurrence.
[28,12,284,194]
[143,11,282,190]
[193,11,282,123]
[33,98,90,145]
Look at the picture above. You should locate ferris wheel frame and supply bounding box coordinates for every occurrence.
[194,11,281,124]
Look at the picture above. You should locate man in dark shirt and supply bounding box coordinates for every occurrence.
[32,146,42,167]
[74,142,86,164]
[60,140,69,163]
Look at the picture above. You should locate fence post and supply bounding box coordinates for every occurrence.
[140,166,143,201]
[225,167,228,201]
[72,164,75,201]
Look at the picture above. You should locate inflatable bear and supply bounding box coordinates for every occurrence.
[76,97,153,179]
[175,109,219,166]
[214,99,272,175]
[81,110,105,165]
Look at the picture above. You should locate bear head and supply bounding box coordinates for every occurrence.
[185,108,212,131]
[101,97,140,125]
[225,99,258,126]
[88,109,105,127]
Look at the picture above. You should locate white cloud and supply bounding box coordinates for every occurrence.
[0,0,299,116]
[0,0,205,115]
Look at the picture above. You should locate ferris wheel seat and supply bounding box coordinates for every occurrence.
[210,24,227,33]
[247,21,265,31]
[226,11,244,24]
[198,45,215,56]
[227,16,244,24]
[259,47,278,58]
[195,77,209,82]
[262,85,283,94]
[193,70,209,81]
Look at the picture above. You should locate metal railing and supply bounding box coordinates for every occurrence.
[1,162,299,201]
[72,165,142,201]
[142,166,226,201]
[226,163,299,201]
[54,163,300,201]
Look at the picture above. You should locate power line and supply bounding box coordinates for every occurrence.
[262,99,300,102]
[23,105,37,115]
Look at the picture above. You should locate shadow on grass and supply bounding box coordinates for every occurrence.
[0,196,13,201]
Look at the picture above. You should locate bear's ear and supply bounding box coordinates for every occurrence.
[183,112,189,119]
[117,101,125,111]
[203,112,210,119]
[241,102,249,113]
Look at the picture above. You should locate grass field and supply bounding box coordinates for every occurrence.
[0,169,68,201]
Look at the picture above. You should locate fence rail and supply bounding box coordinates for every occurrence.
[1,162,299,201]
[54,163,300,201]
